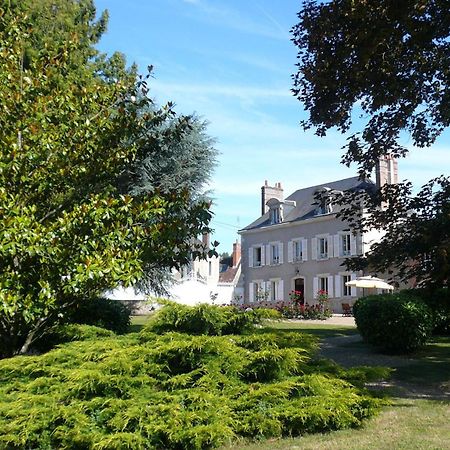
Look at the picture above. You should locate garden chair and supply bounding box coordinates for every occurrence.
[341,303,353,317]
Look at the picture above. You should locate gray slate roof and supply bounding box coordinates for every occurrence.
[240,176,375,232]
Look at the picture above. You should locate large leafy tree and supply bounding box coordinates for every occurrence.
[0,2,216,356]
[292,0,450,288]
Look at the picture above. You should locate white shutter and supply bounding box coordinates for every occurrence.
[311,238,318,260]
[313,277,318,298]
[327,275,334,298]
[248,283,254,303]
[278,242,283,264]
[350,273,357,296]
[302,239,308,261]
[327,235,334,258]
[350,234,357,255]
[261,245,266,266]
[288,241,293,263]
[278,280,284,301]
[264,281,271,300]
[248,248,253,268]
[335,275,342,298]
[334,235,340,258]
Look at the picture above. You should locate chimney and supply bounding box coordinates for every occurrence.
[202,232,210,249]
[232,240,241,268]
[376,155,398,189]
[261,180,284,215]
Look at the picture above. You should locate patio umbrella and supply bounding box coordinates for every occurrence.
[345,275,394,290]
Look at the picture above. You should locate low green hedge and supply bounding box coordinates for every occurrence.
[145,301,279,335]
[0,304,387,449]
[353,293,433,353]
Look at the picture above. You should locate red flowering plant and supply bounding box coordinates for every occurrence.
[289,290,303,306]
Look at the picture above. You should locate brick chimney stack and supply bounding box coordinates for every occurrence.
[202,232,210,249]
[232,240,241,268]
[261,180,284,215]
[376,155,398,189]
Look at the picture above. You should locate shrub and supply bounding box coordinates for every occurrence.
[67,297,132,334]
[145,301,278,335]
[402,288,450,335]
[0,328,385,449]
[353,293,433,353]
[33,324,116,353]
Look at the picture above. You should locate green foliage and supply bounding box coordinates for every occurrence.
[292,1,450,289]
[292,0,449,175]
[145,302,278,336]
[353,293,433,353]
[68,297,132,334]
[402,288,450,335]
[0,326,385,449]
[0,2,216,356]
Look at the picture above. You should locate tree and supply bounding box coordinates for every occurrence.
[0,2,216,356]
[292,0,450,288]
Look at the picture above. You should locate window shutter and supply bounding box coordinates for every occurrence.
[288,241,293,263]
[248,283,254,303]
[327,235,334,257]
[313,277,318,298]
[278,242,283,264]
[278,279,284,301]
[311,238,318,260]
[327,275,334,298]
[334,235,340,257]
[261,245,266,266]
[248,248,253,268]
[350,273,357,296]
[335,275,341,298]
[350,234,357,255]
[302,239,308,261]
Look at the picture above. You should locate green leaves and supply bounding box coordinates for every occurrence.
[0,3,215,356]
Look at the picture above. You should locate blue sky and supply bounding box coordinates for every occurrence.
[95,0,450,254]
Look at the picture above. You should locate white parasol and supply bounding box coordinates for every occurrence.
[345,275,394,290]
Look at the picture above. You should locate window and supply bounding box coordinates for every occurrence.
[208,261,212,277]
[318,237,328,259]
[270,280,279,301]
[318,276,328,293]
[341,234,351,256]
[270,207,281,224]
[271,244,280,265]
[254,246,262,267]
[342,275,351,296]
[294,240,303,261]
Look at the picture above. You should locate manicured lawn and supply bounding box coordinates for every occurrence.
[129,314,152,332]
[265,321,359,339]
[223,399,450,450]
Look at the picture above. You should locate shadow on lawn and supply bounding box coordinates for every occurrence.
[318,333,450,401]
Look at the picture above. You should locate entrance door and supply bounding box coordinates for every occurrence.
[294,278,305,305]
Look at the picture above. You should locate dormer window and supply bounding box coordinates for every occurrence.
[314,187,333,215]
[270,207,281,224]
[266,198,283,224]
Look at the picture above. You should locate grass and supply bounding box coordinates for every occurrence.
[129,314,151,332]
[223,399,450,450]
[393,337,450,387]
[265,321,359,339]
